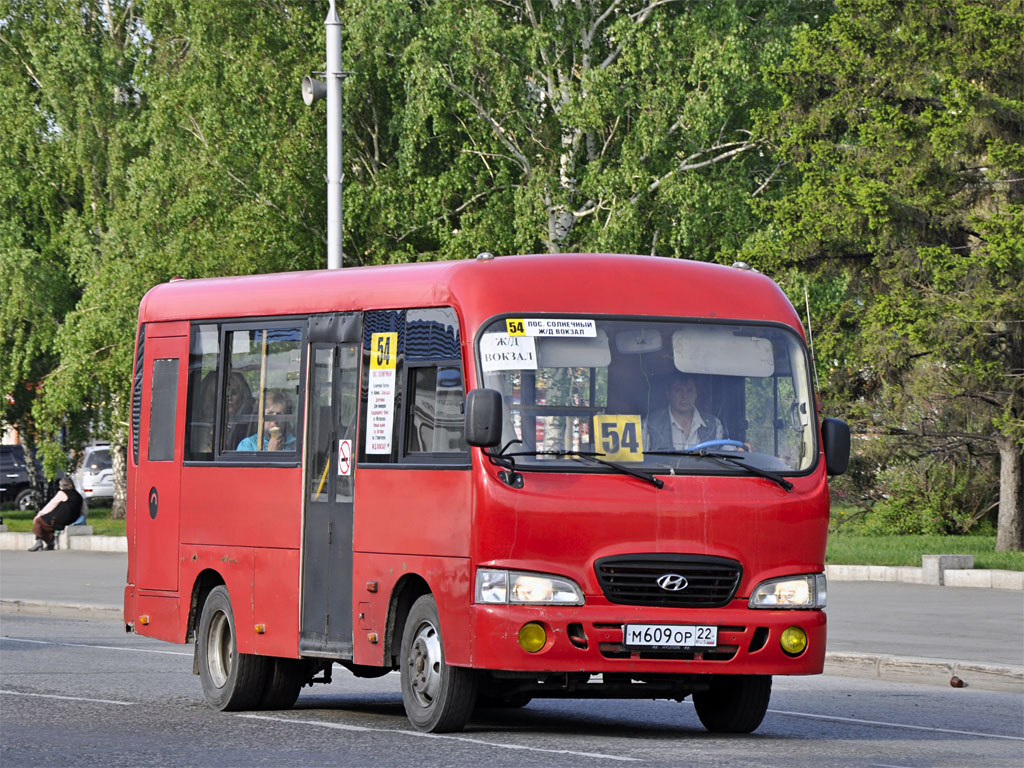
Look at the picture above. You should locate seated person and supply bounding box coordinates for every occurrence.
[237,391,296,451]
[644,372,725,452]
[28,477,84,551]
[224,371,257,450]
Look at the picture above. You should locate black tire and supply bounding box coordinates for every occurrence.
[399,594,477,733]
[258,658,305,710]
[196,586,269,711]
[692,674,772,734]
[15,488,37,511]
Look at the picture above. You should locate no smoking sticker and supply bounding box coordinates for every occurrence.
[338,439,352,476]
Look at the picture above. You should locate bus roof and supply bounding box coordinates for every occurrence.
[138,253,804,336]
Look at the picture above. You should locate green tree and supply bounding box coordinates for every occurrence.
[340,0,825,262]
[2,1,327,516]
[0,0,149,510]
[748,0,1023,549]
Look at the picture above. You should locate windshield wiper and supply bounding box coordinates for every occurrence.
[491,447,664,489]
[570,452,664,489]
[645,449,793,492]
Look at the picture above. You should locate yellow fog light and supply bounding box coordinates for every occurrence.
[780,626,808,656]
[518,622,547,653]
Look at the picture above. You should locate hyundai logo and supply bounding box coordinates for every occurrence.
[656,573,689,591]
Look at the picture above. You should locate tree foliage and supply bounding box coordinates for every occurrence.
[0,0,1019,547]
[1,0,150,507]
[340,0,820,261]
[747,0,1024,549]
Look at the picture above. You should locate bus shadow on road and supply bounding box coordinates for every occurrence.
[287,692,731,739]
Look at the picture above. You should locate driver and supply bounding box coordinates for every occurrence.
[643,372,725,452]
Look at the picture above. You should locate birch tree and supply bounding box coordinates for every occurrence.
[0,0,149,513]
[342,0,822,261]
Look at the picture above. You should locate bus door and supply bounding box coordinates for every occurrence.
[299,313,362,658]
[136,325,187,592]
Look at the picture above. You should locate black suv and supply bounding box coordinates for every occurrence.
[0,445,43,510]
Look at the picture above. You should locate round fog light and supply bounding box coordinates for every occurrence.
[518,622,547,653]
[780,626,808,656]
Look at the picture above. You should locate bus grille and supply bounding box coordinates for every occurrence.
[594,554,742,608]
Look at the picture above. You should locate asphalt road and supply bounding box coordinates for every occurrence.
[2,612,1023,767]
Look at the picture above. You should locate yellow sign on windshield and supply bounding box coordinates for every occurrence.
[594,415,644,462]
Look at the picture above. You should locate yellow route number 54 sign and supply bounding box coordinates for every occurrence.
[593,415,644,462]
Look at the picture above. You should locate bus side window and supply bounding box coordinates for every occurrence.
[184,324,220,461]
[401,307,466,461]
[148,358,180,462]
[221,326,302,454]
[404,365,467,455]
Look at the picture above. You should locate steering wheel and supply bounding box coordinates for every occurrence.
[687,438,745,452]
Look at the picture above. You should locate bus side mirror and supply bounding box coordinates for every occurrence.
[465,389,503,448]
[821,417,850,476]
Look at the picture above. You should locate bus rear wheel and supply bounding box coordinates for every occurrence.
[692,674,772,734]
[197,585,269,711]
[258,658,305,710]
[399,594,477,733]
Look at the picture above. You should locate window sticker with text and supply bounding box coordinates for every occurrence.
[593,415,644,462]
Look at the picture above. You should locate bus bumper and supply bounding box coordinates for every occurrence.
[468,601,826,676]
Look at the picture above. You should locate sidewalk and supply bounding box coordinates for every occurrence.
[1,549,1022,693]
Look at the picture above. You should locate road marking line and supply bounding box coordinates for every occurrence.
[768,708,1024,741]
[6,634,1018,746]
[2,636,191,656]
[239,713,639,761]
[0,689,133,706]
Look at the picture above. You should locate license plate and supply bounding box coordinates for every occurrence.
[623,624,718,648]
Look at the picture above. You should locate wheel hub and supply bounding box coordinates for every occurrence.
[206,611,233,688]
[407,622,441,706]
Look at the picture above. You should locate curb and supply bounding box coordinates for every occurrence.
[1,599,123,621]
[824,651,1024,694]
[3,600,1021,694]
[0,531,128,552]
[825,563,1024,590]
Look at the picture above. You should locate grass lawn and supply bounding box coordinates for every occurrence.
[827,534,1024,571]
[1,503,126,537]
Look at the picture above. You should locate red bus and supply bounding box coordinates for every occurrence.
[125,253,849,734]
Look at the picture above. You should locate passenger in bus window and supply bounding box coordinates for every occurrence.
[224,371,256,450]
[643,372,725,452]
[237,391,296,451]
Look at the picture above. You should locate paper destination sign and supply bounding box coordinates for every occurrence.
[506,318,596,337]
[481,333,537,371]
[366,332,398,455]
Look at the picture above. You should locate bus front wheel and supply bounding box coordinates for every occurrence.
[692,674,772,734]
[399,594,477,733]
[197,585,269,711]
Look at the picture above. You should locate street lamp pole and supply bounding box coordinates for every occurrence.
[325,1,343,270]
[302,2,343,270]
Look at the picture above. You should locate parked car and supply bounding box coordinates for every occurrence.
[74,444,114,502]
[0,444,43,510]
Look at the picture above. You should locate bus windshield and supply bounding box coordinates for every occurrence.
[477,316,816,475]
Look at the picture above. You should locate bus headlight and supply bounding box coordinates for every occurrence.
[475,568,584,605]
[749,573,826,609]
